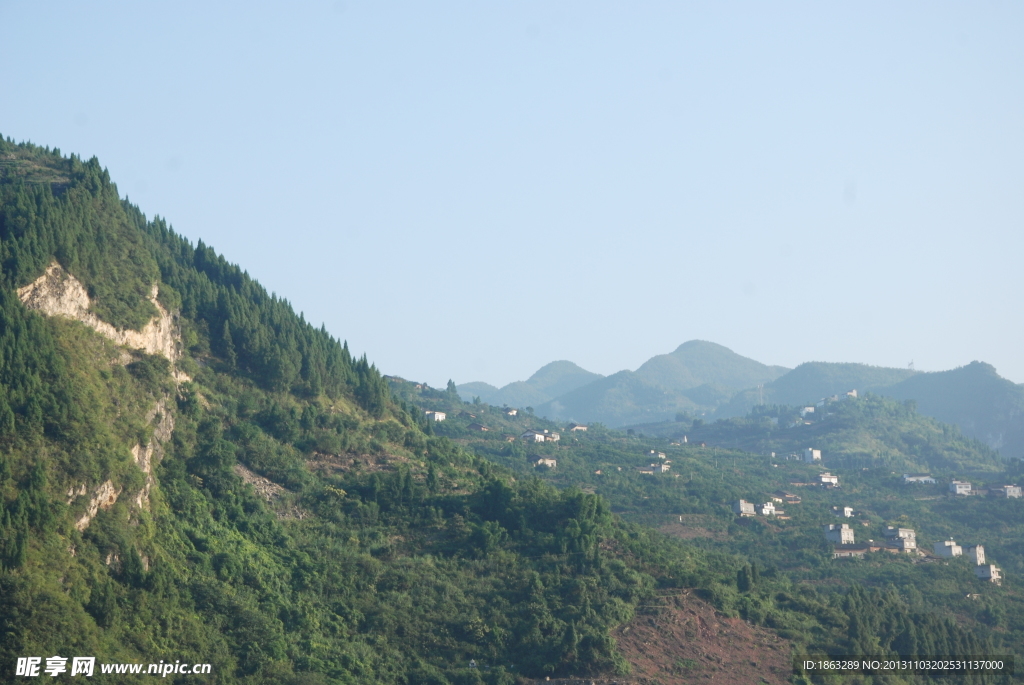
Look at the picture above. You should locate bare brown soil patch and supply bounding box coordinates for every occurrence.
[610,591,792,685]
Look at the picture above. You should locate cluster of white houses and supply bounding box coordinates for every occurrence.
[733,498,787,518]
[948,480,1022,498]
[902,473,1022,498]
[826,525,1004,583]
[934,538,1002,584]
[521,428,560,443]
[828,525,921,558]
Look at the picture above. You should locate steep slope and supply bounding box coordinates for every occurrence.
[458,360,603,408]
[882,361,1024,459]
[0,140,665,683]
[633,340,788,393]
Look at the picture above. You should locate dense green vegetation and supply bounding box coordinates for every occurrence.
[1,137,1020,684]
[401,382,1024,682]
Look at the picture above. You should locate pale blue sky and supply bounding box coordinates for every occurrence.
[2,2,1022,386]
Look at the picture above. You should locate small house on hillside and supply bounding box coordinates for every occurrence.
[467,423,489,432]
[647,450,666,460]
[976,565,1002,585]
[521,429,559,443]
[568,423,587,432]
[819,472,839,487]
[505,408,518,416]
[903,473,935,484]
[989,485,1022,498]
[521,429,546,443]
[934,539,962,558]
[425,410,446,422]
[532,457,557,469]
[965,544,985,565]
[832,506,853,518]
[804,448,822,463]
[824,524,855,545]
[885,527,918,553]
[732,500,756,517]
[950,480,972,496]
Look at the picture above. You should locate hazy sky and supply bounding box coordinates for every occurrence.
[2,2,1022,387]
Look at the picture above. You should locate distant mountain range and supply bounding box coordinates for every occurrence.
[457,341,1024,459]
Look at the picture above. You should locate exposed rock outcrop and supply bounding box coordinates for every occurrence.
[75,480,121,531]
[18,261,183,364]
[133,398,175,510]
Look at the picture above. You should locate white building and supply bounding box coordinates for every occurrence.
[533,458,557,469]
[950,480,972,496]
[845,389,858,398]
[819,472,839,487]
[989,485,1022,498]
[521,429,546,443]
[505,409,518,416]
[760,501,777,516]
[886,527,916,541]
[824,524,855,545]
[521,429,559,443]
[425,411,446,422]
[934,539,962,558]
[885,527,918,553]
[888,537,918,553]
[648,450,666,460]
[975,565,1002,585]
[804,448,822,463]
[965,544,985,565]
[800,407,815,417]
[903,473,936,484]
[832,506,854,518]
[567,423,587,432]
[732,500,756,517]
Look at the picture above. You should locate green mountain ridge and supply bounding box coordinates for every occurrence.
[881,361,1024,460]
[0,140,669,683]
[457,360,602,408]
[471,348,1023,459]
[633,340,789,392]
[3,137,1021,684]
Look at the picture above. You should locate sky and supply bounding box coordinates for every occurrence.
[2,2,1022,387]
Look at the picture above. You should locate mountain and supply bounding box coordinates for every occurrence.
[881,361,1024,459]
[0,139,684,682]
[538,370,697,426]
[537,341,788,426]
[711,360,1024,459]
[715,362,918,418]
[452,380,500,404]
[5,138,1017,682]
[457,360,602,408]
[633,340,789,392]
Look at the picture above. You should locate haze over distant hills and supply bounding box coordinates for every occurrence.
[457,360,603,408]
[459,341,1024,459]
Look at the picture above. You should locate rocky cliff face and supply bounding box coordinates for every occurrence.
[21,262,183,529]
[18,261,182,364]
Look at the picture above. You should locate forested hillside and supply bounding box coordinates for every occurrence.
[0,140,661,683]
[1,138,1020,685]
[401,381,1024,682]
